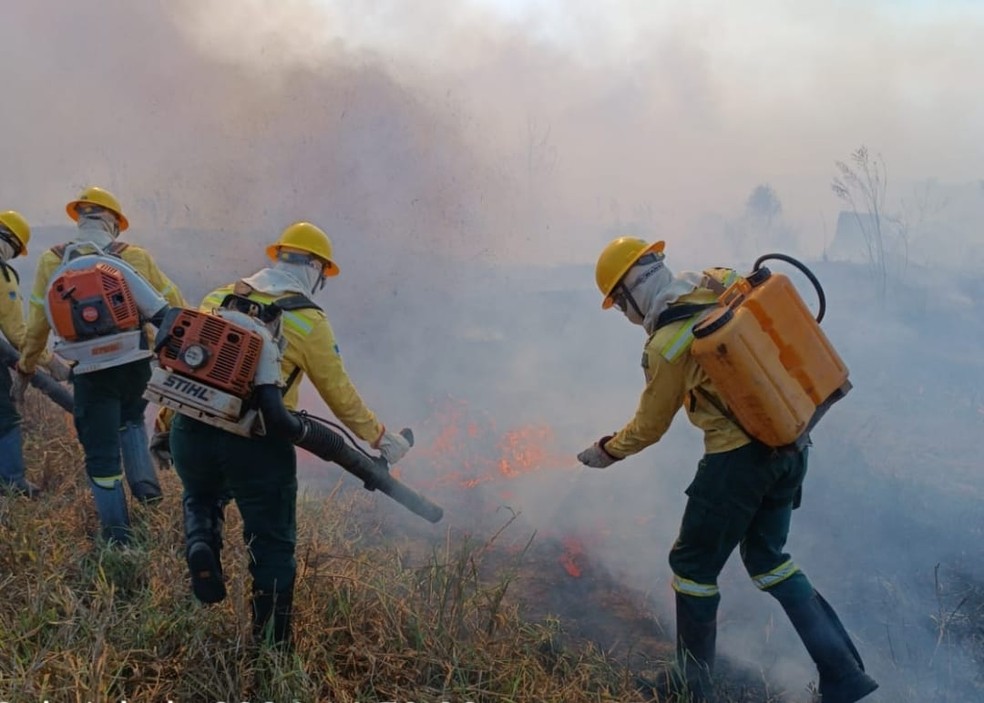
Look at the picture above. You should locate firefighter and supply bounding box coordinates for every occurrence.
[0,211,71,497]
[12,187,186,543]
[577,237,878,703]
[160,221,412,649]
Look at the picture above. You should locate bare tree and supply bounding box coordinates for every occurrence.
[832,146,889,299]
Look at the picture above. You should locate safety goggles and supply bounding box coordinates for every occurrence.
[75,203,111,218]
[611,252,664,312]
[277,248,332,276]
[0,226,21,255]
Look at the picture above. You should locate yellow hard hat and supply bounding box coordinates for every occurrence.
[595,236,665,309]
[265,221,339,277]
[66,186,129,232]
[0,210,31,256]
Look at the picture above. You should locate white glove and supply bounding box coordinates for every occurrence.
[43,356,72,382]
[577,435,620,469]
[10,366,32,406]
[149,431,172,471]
[375,427,412,466]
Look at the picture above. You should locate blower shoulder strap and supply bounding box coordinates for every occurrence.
[653,302,717,331]
[0,262,18,285]
[274,293,322,312]
[49,240,128,262]
[274,295,320,394]
[226,281,313,396]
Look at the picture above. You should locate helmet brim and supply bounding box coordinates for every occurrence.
[66,200,129,232]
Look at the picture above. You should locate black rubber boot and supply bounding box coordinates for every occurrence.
[671,592,717,702]
[780,590,879,703]
[252,585,294,650]
[90,479,131,546]
[183,495,226,604]
[637,593,717,702]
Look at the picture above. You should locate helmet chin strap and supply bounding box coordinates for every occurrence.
[613,281,646,322]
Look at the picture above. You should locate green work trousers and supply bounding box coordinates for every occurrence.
[72,359,152,481]
[171,414,298,595]
[668,441,815,618]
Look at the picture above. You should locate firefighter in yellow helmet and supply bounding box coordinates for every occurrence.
[162,221,411,647]
[0,211,71,497]
[12,187,186,543]
[578,237,877,703]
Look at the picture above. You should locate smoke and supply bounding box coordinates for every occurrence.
[4,0,984,700]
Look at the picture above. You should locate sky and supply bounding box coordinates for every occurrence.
[3,2,983,700]
[4,0,984,267]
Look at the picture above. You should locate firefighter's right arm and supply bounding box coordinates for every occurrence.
[601,339,689,459]
[18,256,57,374]
[297,316,385,445]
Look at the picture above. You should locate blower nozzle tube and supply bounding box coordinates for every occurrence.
[254,386,443,524]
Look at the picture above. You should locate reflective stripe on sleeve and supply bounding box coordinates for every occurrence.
[660,314,703,362]
[283,311,313,335]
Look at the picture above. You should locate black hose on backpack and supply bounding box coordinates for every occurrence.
[752,253,827,323]
[254,386,443,524]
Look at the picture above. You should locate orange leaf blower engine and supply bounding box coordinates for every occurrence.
[45,247,169,375]
[48,263,141,340]
[144,304,283,437]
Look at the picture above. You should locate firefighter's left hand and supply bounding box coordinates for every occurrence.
[10,365,33,406]
[577,435,620,468]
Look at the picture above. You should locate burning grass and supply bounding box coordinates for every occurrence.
[11,391,980,701]
[2,392,644,702]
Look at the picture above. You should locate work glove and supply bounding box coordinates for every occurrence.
[10,364,33,407]
[149,431,172,471]
[374,427,413,466]
[43,356,72,382]
[577,435,621,469]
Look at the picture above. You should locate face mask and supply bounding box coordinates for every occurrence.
[275,251,327,294]
[76,212,119,245]
[0,238,17,262]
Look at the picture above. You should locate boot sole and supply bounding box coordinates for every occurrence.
[187,543,226,604]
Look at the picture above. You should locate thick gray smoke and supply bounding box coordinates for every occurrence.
[4,1,983,700]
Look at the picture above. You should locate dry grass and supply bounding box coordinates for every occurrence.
[2,392,648,702]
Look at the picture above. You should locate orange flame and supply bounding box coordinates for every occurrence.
[408,396,578,493]
[559,536,584,578]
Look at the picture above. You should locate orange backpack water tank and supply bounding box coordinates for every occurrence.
[690,258,851,448]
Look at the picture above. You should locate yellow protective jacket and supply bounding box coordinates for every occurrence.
[198,283,385,444]
[603,287,751,458]
[19,243,186,374]
[0,264,49,366]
